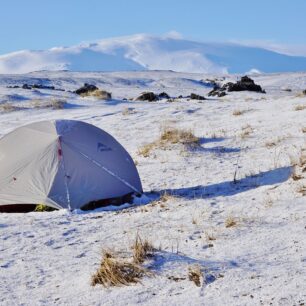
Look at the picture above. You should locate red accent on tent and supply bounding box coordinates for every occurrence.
[57,137,63,159]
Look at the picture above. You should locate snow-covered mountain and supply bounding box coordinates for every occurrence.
[1,34,306,74]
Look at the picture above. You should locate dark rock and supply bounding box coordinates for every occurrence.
[227,76,265,93]
[208,76,265,96]
[190,93,206,100]
[158,92,170,99]
[208,83,227,97]
[18,84,60,91]
[74,83,99,95]
[32,84,55,90]
[303,90,306,95]
[135,92,158,101]
[22,84,32,90]
[6,85,20,89]
[178,95,183,98]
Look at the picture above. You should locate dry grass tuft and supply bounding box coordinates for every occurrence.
[205,231,217,241]
[138,126,199,157]
[294,104,306,111]
[240,124,253,140]
[122,107,136,115]
[225,215,238,228]
[81,89,111,100]
[297,148,306,170]
[265,141,277,148]
[0,103,23,112]
[291,165,303,181]
[137,142,156,157]
[91,251,151,287]
[159,127,199,147]
[264,136,284,149]
[47,99,67,109]
[132,234,154,264]
[297,185,306,196]
[295,91,306,98]
[192,217,198,225]
[289,147,306,181]
[232,110,243,116]
[31,98,67,109]
[147,191,179,209]
[233,109,248,116]
[159,191,179,203]
[188,265,202,287]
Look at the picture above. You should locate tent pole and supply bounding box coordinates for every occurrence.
[69,143,142,195]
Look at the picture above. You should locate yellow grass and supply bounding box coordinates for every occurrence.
[188,265,202,287]
[138,126,200,157]
[225,215,238,228]
[91,251,151,287]
[132,234,154,264]
[0,103,22,112]
[80,89,111,100]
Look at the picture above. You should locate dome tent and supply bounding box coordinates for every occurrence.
[0,120,142,211]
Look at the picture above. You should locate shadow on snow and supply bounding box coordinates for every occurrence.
[150,166,292,200]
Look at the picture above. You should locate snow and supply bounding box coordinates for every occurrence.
[0,70,306,305]
[1,34,306,74]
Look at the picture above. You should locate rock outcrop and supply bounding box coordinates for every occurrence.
[208,76,265,97]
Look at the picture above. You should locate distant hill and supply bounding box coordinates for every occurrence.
[1,34,306,74]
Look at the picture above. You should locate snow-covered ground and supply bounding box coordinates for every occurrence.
[0,71,306,306]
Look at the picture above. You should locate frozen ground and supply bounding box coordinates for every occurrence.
[0,71,306,306]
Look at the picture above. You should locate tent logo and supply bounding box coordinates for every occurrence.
[97,142,112,152]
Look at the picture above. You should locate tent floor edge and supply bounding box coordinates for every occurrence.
[0,204,38,213]
[80,192,136,211]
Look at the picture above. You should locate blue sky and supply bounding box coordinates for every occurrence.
[0,0,305,55]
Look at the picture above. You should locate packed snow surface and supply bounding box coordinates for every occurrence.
[0,70,306,305]
[1,34,306,74]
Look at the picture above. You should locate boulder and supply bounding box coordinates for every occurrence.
[208,76,265,96]
[135,92,158,101]
[158,92,170,99]
[22,84,32,90]
[74,84,111,99]
[190,93,206,100]
[74,83,99,95]
[218,92,227,97]
[21,84,56,90]
[227,76,265,93]
[32,84,55,90]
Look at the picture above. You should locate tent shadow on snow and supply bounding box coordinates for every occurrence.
[154,166,292,200]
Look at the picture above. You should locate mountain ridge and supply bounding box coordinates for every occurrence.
[1,34,306,74]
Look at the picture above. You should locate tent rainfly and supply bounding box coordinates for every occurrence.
[0,120,142,211]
